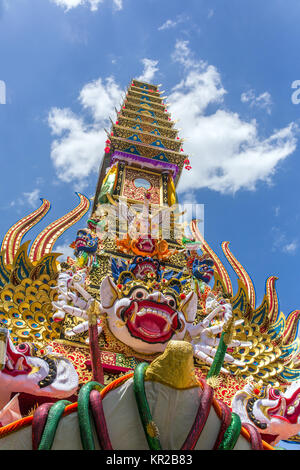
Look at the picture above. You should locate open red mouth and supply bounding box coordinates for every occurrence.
[200,269,214,282]
[267,388,300,424]
[132,261,157,279]
[2,341,32,377]
[135,236,155,254]
[121,299,180,344]
[75,238,87,248]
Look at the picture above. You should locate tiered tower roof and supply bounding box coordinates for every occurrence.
[93,79,189,212]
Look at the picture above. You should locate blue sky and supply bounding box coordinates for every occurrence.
[0,0,300,324]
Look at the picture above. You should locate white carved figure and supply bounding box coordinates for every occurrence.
[0,331,79,424]
[53,269,251,369]
[232,378,300,445]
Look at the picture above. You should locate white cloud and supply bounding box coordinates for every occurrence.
[158,14,189,32]
[271,227,298,255]
[9,188,41,210]
[23,189,40,208]
[208,9,214,19]
[47,40,298,197]
[167,40,298,195]
[283,240,298,254]
[241,89,273,114]
[79,76,124,122]
[112,0,122,10]
[171,39,200,69]
[50,0,122,12]
[158,19,178,31]
[51,0,97,11]
[48,76,123,189]
[54,242,74,260]
[137,58,159,83]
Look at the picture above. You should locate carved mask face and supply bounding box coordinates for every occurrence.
[71,229,98,257]
[263,385,300,425]
[192,258,214,284]
[128,256,161,280]
[100,276,197,355]
[233,381,300,445]
[134,235,156,255]
[0,333,78,398]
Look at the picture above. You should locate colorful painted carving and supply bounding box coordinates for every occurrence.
[69,229,98,267]
[0,330,78,425]
[0,341,268,450]
[186,250,215,284]
[116,233,177,260]
[232,379,300,446]
[46,256,263,385]
[1,78,300,450]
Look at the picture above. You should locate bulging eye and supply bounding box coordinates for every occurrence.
[131,288,148,300]
[165,295,177,309]
[269,388,281,399]
[16,343,31,356]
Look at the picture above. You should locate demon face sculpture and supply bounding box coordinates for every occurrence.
[186,251,215,285]
[192,257,214,284]
[100,274,197,355]
[68,229,98,268]
[0,331,79,414]
[70,229,98,258]
[115,256,162,281]
[54,256,248,369]
[103,257,196,354]
[232,380,300,445]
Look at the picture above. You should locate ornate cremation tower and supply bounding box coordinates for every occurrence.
[2,79,300,449]
[60,78,200,378]
[93,78,187,209]
[87,78,191,288]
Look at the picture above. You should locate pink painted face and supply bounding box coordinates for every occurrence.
[0,333,79,400]
[130,257,160,280]
[135,235,156,254]
[2,340,32,377]
[233,381,300,445]
[266,386,300,424]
